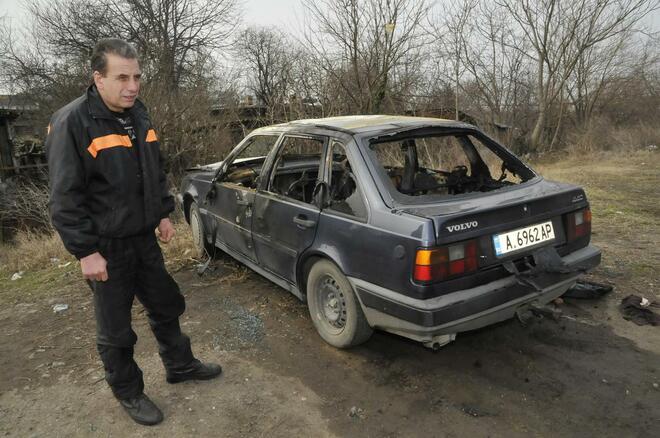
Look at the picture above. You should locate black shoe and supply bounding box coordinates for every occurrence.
[166,360,222,384]
[119,393,163,426]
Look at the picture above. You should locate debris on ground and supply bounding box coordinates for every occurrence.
[349,406,365,419]
[563,280,613,299]
[52,304,69,313]
[619,295,660,326]
[57,262,71,268]
[459,403,493,418]
[196,258,213,276]
[210,297,264,351]
[530,302,562,321]
[10,271,24,281]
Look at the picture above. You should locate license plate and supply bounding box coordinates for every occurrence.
[492,221,555,256]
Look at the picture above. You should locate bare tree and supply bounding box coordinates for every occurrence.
[235,27,298,122]
[301,0,430,114]
[27,0,241,91]
[0,0,243,175]
[459,2,531,128]
[498,0,657,150]
[0,17,90,120]
[565,29,649,128]
[431,0,478,120]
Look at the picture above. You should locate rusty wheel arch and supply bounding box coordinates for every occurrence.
[296,252,345,300]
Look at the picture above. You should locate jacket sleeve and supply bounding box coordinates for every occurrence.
[158,147,175,220]
[46,113,99,259]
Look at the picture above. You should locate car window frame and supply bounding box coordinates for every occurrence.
[321,138,370,223]
[359,127,538,206]
[216,133,283,190]
[260,133,329,208]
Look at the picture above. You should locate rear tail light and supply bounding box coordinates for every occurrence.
[566,207,591,241]
[414,240,478,283]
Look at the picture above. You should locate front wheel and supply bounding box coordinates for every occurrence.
[189,202,216,258]
[306,259,373,348]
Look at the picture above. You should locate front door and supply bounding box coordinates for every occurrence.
[207,134,281,262]
[252,135,326,283]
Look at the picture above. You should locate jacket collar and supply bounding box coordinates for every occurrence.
[86,84,148,120]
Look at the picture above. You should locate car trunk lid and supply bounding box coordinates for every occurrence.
[401,179,586,242]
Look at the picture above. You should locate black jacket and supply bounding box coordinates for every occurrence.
[46,85,174,259]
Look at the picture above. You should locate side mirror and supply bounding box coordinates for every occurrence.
[313,181,330,208]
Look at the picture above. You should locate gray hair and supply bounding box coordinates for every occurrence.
[90,38,138,75]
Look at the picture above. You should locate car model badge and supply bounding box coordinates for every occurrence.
[446,221,478,232]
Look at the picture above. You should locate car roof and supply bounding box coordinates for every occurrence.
[252,115,475,136]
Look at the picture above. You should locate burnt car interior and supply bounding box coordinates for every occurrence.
[370,131,535,197]
[270,157,320,203]
[265,137,364,216]
[215,135,362,210]
[215,135,281,190]
[221,157,264,189]
[268,136,324,203]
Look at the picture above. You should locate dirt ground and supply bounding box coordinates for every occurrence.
[1,151,658,437]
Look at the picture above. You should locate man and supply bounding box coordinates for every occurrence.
[46,38,221,426]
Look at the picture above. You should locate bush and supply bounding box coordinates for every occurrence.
[566,117,660,154]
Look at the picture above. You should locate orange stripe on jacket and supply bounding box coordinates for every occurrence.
[146,129,158,142]
[87,134,132,158]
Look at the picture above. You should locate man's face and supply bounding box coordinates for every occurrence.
[93,53,141,112]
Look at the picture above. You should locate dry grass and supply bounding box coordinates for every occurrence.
[533,149,659,287]
[565,119,659,154]
[0,220,196,274]
[160,220,199,271]
[0,229,74,274]
[0,219,198,302]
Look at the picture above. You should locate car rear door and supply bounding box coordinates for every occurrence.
[251,134,327,283]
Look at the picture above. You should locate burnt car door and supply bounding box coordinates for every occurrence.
[207,135,280,262]
[251,135,327,283]
[312,140,373,272]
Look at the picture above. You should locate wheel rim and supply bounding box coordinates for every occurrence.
[191,210,203,252]
[318,275,347,330]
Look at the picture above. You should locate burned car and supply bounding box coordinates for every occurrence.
[178,116,601,349]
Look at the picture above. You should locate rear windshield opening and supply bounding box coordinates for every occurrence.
[369,132,534,198]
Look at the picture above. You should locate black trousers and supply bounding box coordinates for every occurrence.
[90,232,195,400]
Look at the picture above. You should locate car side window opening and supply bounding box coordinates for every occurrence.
[268,136,324,204]
[220,135,279,188]
[370,133,533,197]
[327,142,367,219]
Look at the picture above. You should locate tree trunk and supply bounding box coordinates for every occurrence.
[455,62,460,120]
[531,57,546,150]
[530,107,546,150]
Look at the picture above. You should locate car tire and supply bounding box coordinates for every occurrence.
[306,259,373,348]
[189,202,216,258]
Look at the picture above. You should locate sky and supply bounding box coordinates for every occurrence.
[2,0,659,35]
[0,0,306,29]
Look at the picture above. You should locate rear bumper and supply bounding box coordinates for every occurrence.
[349,245,601,344]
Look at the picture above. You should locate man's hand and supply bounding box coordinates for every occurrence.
[81,252,108,282]
[157,218,175,243]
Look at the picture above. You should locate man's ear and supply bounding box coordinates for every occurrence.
[93,71,104,90]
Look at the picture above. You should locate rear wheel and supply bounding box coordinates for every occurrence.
[306,259,373,348]
[189,202,216,258]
